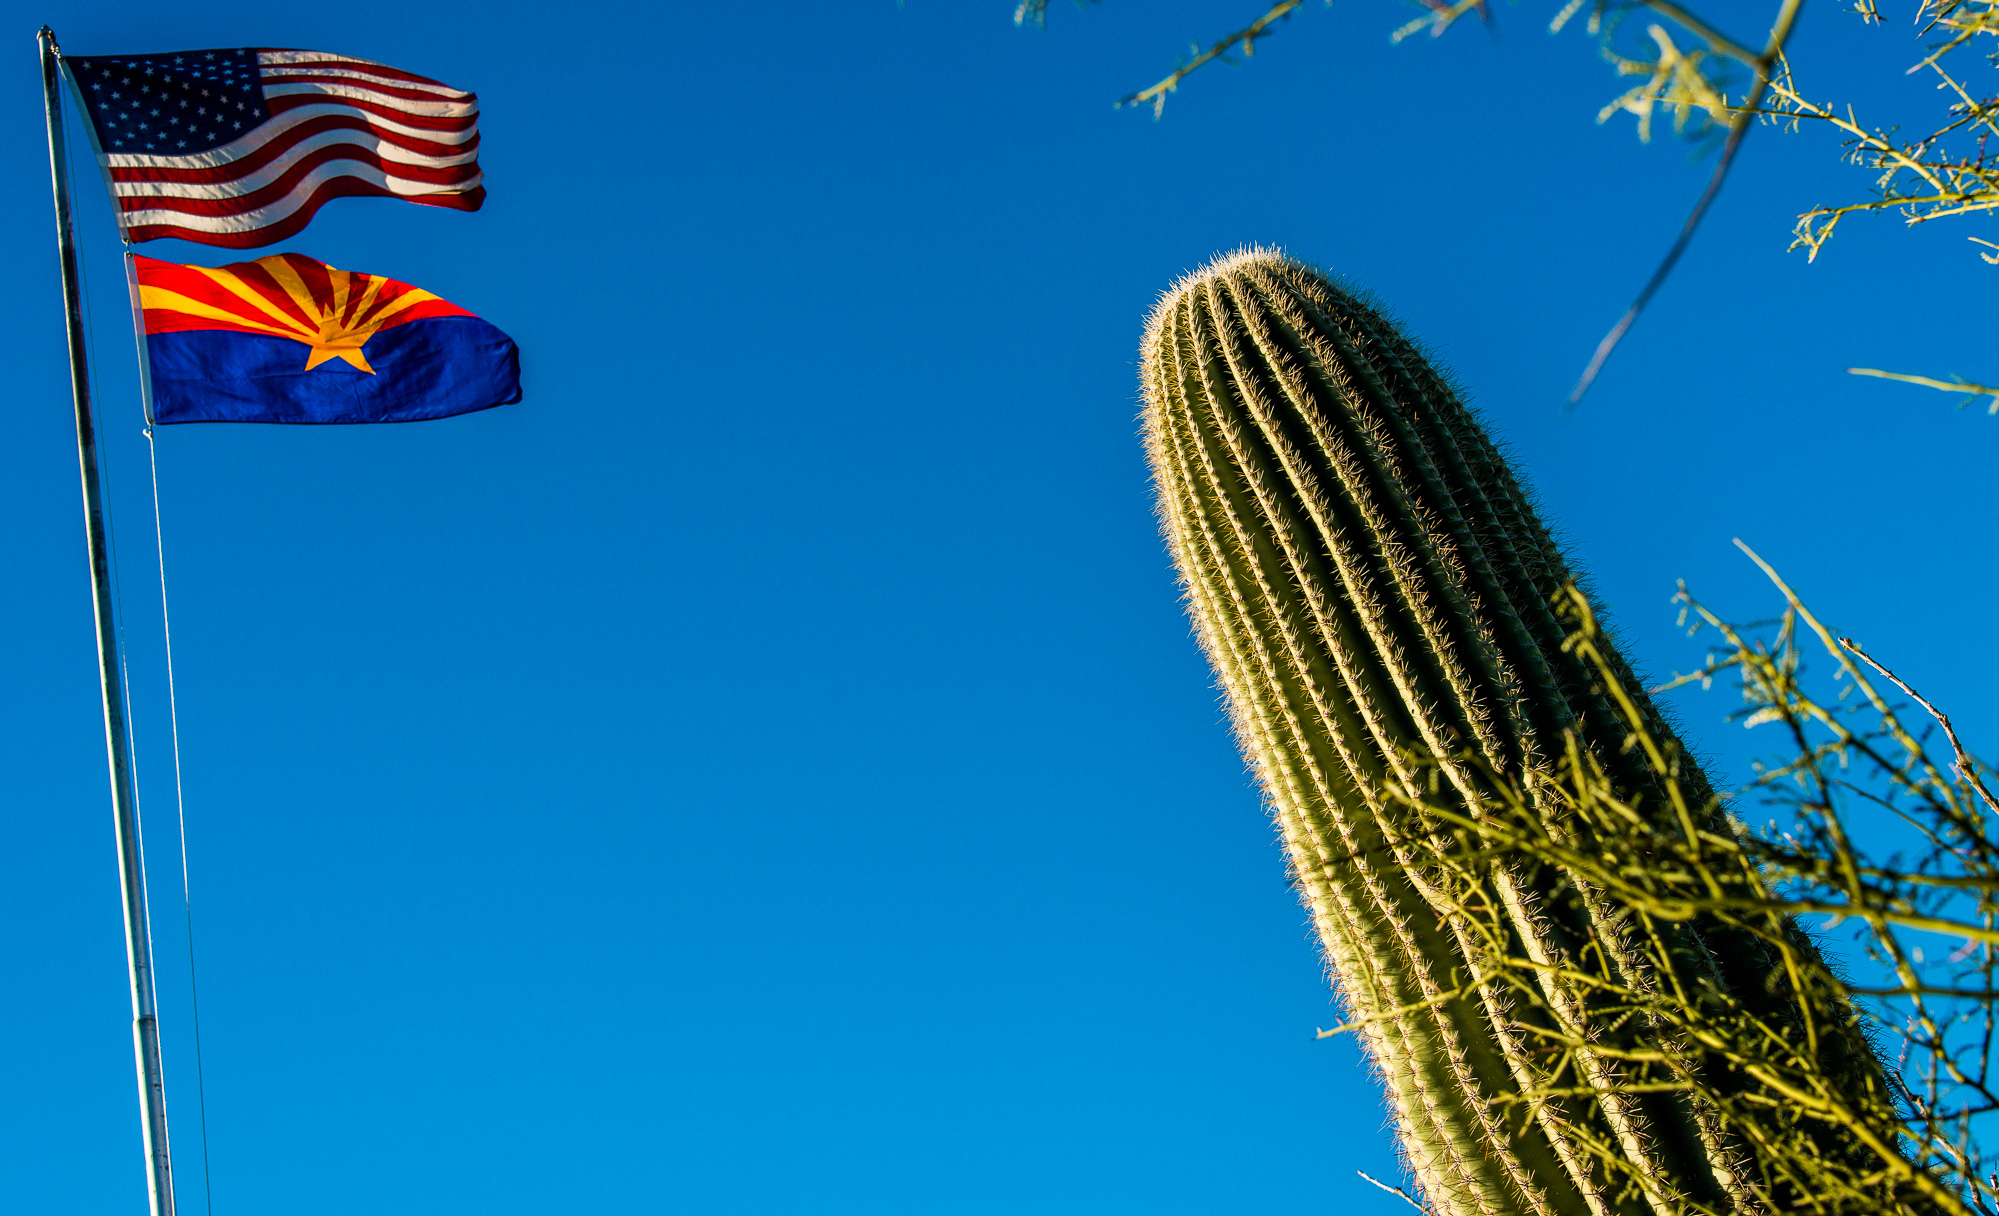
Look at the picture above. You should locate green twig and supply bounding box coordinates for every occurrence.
[1848,367,1999,414]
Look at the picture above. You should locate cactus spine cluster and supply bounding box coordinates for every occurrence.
[1139,250,1900,1216]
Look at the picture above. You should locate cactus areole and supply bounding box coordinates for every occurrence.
[1138,250,1916,1216]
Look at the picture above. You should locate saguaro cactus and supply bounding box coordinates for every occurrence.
[1140,250,1915,1216]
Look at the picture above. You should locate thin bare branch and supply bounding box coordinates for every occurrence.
[1357,1170,1432,1214]
[1565,0,1806,408]
[1839,636,1999,819]
[1116,1,1305,118]
[1634,0,1761,63]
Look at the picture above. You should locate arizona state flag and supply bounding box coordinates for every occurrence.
[134,253,520,425]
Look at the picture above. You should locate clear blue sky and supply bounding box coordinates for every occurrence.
[3,3,1994,1213]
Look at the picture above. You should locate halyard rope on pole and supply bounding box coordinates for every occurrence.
[146,427,215,1216]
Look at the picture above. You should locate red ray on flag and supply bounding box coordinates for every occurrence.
[135,253,521,425]
[64,48,481,248]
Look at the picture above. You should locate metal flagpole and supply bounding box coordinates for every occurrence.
[38,26,178,1216]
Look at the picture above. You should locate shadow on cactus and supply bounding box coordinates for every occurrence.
[1138,249,1997,1215]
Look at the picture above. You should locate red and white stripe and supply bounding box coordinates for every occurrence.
[102,50,483,248]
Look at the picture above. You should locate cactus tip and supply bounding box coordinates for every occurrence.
[1141,244,1298,364]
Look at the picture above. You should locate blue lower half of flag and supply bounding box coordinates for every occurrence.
[147,317,522,425]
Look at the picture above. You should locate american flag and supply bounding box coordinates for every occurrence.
[65,48,482,248]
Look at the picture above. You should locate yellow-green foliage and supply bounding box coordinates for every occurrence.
[1034,1,1999,409]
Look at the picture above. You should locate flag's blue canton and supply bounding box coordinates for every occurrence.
[67,49,271,156]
